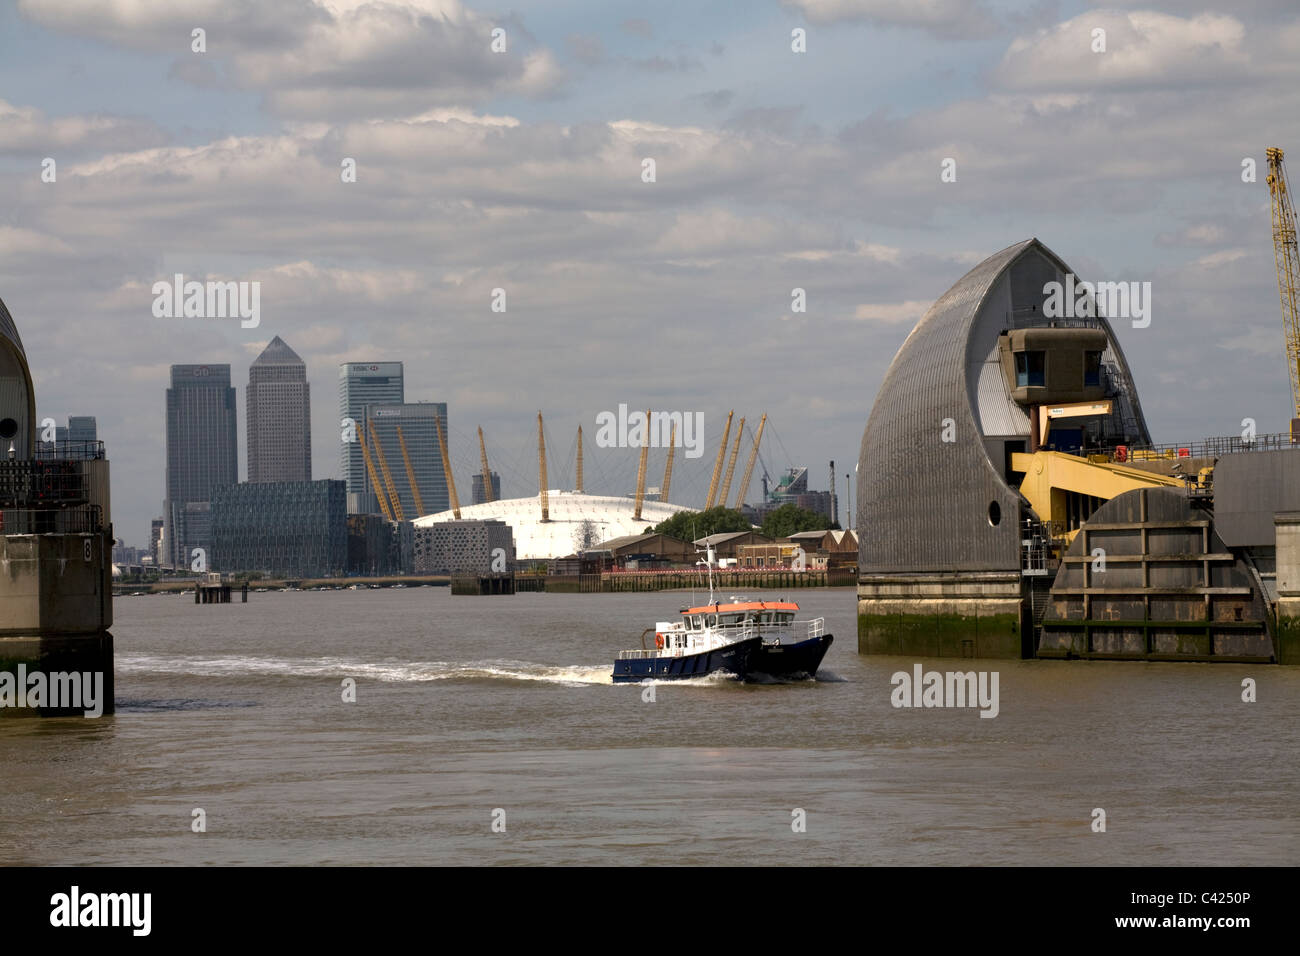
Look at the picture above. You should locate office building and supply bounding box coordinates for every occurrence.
[471,471,501,505]
[247,336,310,483]
[363,402,449,519]
[210,480,347,578]
[413,519,514,574]
[338,362,403,513]
[164,364,238,568]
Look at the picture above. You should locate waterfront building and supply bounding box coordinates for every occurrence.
[247,337,310,483]
[210,480,346,578]
[363,402,449,519]
[413,519,514,574]
[855,238,1290,662]
[338,362,403,514]
[164,364,237,569]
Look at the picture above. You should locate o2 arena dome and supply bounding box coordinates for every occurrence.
[412,491,692,560]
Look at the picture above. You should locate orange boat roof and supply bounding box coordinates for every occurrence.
[682,601,800,615]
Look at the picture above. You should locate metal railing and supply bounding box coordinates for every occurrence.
[0,459,92,507]
[33,440,105,461]
[0,505,104,534]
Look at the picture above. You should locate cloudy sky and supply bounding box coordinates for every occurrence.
[2,0,1298,545]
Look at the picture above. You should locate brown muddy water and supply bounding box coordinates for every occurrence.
[1,587,1296,865]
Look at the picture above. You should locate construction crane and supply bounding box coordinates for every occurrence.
[576,425,584,493]
[537,412,550,522]
[705,410,733,509]
[395,426,425,517]
[660,421,676,502]
[358,423,394,521]
[477,426,495,503]
[633,409,650,521]
[433,416,461,519]
[1267,146,1300,438]
[718,417,745,508]
[367,422,405,521]
[733,413,767,510]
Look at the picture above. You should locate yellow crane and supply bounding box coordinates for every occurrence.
[395,426,425,517]
[358,423,394,521]
[733,413,767,509]
[538,412,549,522]
[477,426,495,503]
[576,425,584,493]
[433,416,461,519]
[633,409,650,521]
[705,410,733,509]
[660,421,676,502]
[367,422,405,521]
[718,417,745,508]
[1267,147,1300,436]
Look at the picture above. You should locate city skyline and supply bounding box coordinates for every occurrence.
[5,0,1295,552]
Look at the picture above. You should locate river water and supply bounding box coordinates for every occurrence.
[1,586,1296,865]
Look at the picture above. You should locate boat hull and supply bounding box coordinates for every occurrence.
[612,636,762,683]
[751,634,833,678]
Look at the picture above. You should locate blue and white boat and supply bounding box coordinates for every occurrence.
[611,548,832,683]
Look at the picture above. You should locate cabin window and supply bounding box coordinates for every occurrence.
[1083,350,1102,387]
[692,616,703,629]
[706,614,717,628]
[1015,350,1046,387]
[778,612,793,625]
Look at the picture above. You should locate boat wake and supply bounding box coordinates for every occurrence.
[117,653,615,687]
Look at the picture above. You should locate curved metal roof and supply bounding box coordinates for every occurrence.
[0,293,36,456]
[413,491,693,560]
[856,238,1152,574]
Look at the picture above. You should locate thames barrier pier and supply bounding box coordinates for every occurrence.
[0,297,114,715]
[856,238,1297,663]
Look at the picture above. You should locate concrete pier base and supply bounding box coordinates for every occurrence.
[857,571,1025,659]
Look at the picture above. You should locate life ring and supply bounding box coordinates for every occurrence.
[655,633,664,649]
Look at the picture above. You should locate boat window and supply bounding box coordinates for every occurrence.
[761,612,773,625]
[691,615,703,629]
[778,612,794,625]
[706,614,717,628]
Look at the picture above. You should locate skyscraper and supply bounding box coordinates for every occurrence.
[164,364,237,568]
[471,471,501,505]
[247,336,311,483]
[68,416,97,444]
[363,402,449,519]
[338,362,403,514]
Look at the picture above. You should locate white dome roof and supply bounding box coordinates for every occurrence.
[412,490,692,559]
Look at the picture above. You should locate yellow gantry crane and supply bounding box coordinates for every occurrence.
[538,412,549,522]
[395,426,426,517]
[477,426,496,503]
[733,413,767,510]
[704,410,734,509]
[576,425,584,493]
[718,416,745,508]
[433,416,461,519]
[660,421,676,502]
[358,423,394,521]
[367,422,405,521]
[1267,146,1300,435]
[633,409,650,521]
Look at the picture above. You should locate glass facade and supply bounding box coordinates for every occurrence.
[338,362,403,514]
[210,479,347,578]
[165,365,237,568]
